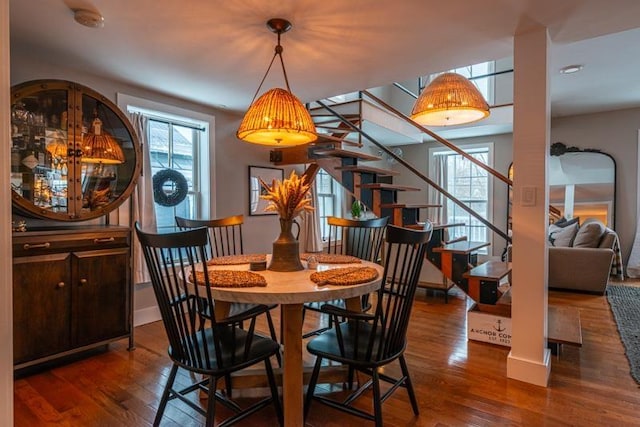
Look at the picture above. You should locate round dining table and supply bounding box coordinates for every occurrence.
[205,257,384,427]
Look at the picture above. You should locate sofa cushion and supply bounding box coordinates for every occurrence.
[599,228,616,249]
[549,222,579,247]
[573,220,606,248]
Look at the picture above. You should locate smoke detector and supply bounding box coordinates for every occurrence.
[74,9,104,28]
[559,64,584,74]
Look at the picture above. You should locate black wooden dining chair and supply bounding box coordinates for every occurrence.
[304,223,433,427]
[175,215,281,366]
[176,215,245,260]
[135,223,282,427]
[302,216,389,338]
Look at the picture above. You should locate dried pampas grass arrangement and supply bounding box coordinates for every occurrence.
[260,170,313,220]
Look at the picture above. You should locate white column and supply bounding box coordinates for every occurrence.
[0,0,14,422]
[507,25,551,386]
[564,184,575,219]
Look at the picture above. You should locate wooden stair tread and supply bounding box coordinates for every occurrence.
[463,261,511,281]
[311,113,360,120]
[335,165,400,176]
[380,203,441,209]
[548,306,582,346]
[432,222,465,230]
[433,240,490,254]
[313,116,360,125]
[497,287,511,305]
[309,99,361,114]
[474,302,512,317]
[404,223,432,230]
[358,183,420,191]
[313,134,358,145]
[312,148,381,161]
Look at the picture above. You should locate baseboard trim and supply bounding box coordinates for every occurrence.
[506,348,551,387]
[134,305,161,327]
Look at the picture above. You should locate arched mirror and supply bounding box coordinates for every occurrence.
[508,142,616,229]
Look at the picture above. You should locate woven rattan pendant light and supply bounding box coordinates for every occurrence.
[237,18,317,147]
[411,72,490,126]
[82,116,125,164]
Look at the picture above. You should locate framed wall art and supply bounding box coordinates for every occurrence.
[248,165,284,216]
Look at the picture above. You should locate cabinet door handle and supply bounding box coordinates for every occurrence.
[94,237,115,244]
[23,242,51,250]
[79,278,88,286]
[57,282,65,289]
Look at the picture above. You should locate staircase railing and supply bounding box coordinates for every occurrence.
[314,98,511,244]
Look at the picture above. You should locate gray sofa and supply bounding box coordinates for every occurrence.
[548,220,617,295]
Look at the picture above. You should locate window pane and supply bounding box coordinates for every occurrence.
[441,147,490,252]
[316,169,343,241]
[147,117,202,227]
[172,125,194,189]
[149,120,169,169]
[318,172,332,194]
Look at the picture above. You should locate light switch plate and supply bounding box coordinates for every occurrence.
[521,186,536,206]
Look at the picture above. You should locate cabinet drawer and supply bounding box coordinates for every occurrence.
[13,229,129,256]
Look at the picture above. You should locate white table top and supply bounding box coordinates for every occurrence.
[202,257,384,305]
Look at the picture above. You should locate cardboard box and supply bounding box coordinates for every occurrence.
[467,304,512,347]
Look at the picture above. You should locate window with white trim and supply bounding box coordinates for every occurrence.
[430,144,493,253]
[147,117,204,232]
[118,93,214,233]
[316,168,344,241]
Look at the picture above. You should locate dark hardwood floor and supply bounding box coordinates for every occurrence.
[14,281,640,426]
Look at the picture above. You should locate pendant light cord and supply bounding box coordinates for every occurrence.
[276,32,292,92]
[247,30,292,105]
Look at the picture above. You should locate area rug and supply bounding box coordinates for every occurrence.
[607,285,640,384]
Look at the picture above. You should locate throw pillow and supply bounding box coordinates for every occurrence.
[553,216,580,228]
[553,217,567,226]
[573,220,605,248]
[549,222,579,247]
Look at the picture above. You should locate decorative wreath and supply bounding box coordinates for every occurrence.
[153,169,188,207]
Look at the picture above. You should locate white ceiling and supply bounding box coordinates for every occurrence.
[9,0,640,122]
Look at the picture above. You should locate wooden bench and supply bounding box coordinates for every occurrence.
[548,305,582,355]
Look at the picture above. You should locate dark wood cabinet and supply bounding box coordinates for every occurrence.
[12,226,132,369]
[10,79,140,370]
[13,252,72,364]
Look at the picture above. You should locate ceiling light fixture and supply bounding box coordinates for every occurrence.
[410,72,490,127]
[559,64,584,74]
[237,18,317,147]
[73,9,105,28]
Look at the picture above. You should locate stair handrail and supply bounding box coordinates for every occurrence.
[314,99,511,243]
